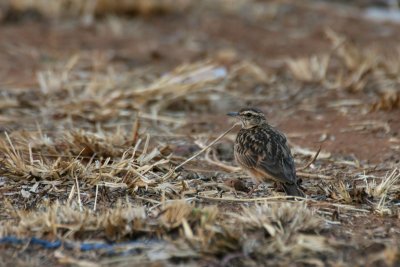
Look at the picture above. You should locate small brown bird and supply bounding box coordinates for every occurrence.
[228,108,304,197]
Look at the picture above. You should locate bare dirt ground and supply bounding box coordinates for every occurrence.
[0,0,400,266]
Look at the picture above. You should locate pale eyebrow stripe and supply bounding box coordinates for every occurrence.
[243,111,260,115]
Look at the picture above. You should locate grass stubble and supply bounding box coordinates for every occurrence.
[0,1,400,266]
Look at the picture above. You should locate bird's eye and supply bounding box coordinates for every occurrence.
[245,113,251,117]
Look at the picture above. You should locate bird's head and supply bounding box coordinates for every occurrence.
[227,107,266,129]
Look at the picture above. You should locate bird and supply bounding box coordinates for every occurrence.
[227,107,304,197]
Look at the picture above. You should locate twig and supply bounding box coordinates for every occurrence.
[67,184,76,206]
[134,196,161,204]
[196,195,309,202]
[4,132,17,156]
[131,114,140,145]
[204,147,241,172]
[174,123,240,171]
[296,145,321,171]
[93,184,99,211]
[75,175,83,212]
[160,124,239,182]
[310,201,370,213]
[297,171,332,180]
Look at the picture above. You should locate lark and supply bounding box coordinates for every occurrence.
[228,108,304,197]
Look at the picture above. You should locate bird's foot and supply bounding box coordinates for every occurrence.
[247,182,261,197]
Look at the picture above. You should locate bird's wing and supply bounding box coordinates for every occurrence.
[235,148,257,169]
[235,127,297,184]
[257,145,297,184]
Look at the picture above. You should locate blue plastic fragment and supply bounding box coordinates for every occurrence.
[0,236,24,245]
[30,237,62,249]
[80,242,114,251]
[0,236,61,249]
[0,236,159,254]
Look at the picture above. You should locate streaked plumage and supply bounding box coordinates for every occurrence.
[228,108,304,197]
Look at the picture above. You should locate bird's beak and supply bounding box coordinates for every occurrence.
[227,111,239,117]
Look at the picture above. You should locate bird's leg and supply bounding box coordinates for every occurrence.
[248,181,261,197]
[233,189,238,198]
[274,182,285,193]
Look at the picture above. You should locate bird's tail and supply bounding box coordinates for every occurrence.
[282,183,305,197]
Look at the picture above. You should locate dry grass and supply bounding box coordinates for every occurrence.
[1,1,400,266]
[0,51,399,264]
[286,29,400,109]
